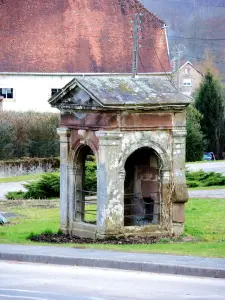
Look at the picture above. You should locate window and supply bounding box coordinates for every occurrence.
[0,88,13,99]
[183,79,192,87]
[185,68,191,75]
[51,88,61,96]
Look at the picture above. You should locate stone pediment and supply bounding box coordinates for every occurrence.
[49,79,103,110]
[49,76,191,112]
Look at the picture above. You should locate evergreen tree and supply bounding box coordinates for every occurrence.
[195,70,225,158]
[186,105,206,162]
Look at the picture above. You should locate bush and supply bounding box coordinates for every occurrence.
[0,122,16,159]
[24,173,60,199]
[0,111,60,159]
[186,181,200,188]
[85,160,97,193]
[186,105,206,162]
[6,191,26,200]
[186,170,225,188]
[6,159,97,199]
[6,173,60,200]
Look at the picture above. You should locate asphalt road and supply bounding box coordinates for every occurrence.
[0,261,225,300]
[186,161,225,175]
[0,182,26,200]
[0,161,224,200]
[189,189,225,198]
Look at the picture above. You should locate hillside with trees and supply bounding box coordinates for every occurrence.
[140,0,225,79]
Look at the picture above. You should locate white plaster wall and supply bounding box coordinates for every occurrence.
[0,74,76,112]
[0,73,170,112]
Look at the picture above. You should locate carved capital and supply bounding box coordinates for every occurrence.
[57,127,71,143]
[96,131,123,147]
[172,128,187,138]
[96,131,123,140]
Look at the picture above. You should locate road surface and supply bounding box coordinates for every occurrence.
[0,182,26,200]
[0,261,225,300]
[186,161,225,175]
[189,189,225,198]
[0,161,225,200]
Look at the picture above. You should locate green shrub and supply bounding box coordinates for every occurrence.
[0,111,60,159]
[159,237,171,244]
[186,181,200,188]
[6,159,97,199]
[27,232,39,240]
[85,160,97,194]
[186,105,206,162]
[42,229,54,235]
[6,191,26,200]
[186,170,225,187]
[203,177,225,187]
[24,173,60,199]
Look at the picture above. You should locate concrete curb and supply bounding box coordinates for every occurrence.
[1,252,225,279]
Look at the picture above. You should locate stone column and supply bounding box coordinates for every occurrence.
[172,125,188,235]
[68,165,75,233]
[161,170,172,231]
[57,127,71,233]
[74,164,84,223]
[96,131,123,239]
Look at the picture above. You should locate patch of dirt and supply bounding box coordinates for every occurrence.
[29,233,169,245]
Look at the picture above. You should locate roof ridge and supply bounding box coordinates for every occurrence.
[128,0,165,25]
[0,0,170,73]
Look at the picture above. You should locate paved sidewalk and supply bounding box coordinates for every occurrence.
[0,182,27,200]
[0,244,224,278]
[186,161,225,176]
[189,189,225,198]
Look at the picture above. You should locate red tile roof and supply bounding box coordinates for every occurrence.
[0,0,170,73]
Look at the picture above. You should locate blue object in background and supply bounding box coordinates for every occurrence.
[0,214,7,225]
[203,152,215,161]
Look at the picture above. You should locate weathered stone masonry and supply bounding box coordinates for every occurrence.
[50,75,190,239]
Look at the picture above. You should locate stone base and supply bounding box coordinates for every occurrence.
[172,223,184,236]
[69,222,170,239]
[172,203,185,223]
[124,224,168,237]
[72,222,97,239]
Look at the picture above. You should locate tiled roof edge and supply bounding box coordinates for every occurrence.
[131,0,166,25]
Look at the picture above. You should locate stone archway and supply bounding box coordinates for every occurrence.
[119,134,170,172]
[124,147,162,227]
[116,132,172,232]
[73,144,97,225]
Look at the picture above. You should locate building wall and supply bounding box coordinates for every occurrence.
[173,64,203,97]
[58,110,188,238]
[0,74,76,112]
[0,0,170,74]
[0,158,59,178]
[0,73,170,112]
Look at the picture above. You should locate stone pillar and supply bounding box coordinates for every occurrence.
[161,170,172,231]
[57,127,71,233]
[68,165,75,233]
[74,164,84,223]
[96,131,123,239]
[172,126,188,235]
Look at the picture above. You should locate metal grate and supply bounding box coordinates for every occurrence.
[124,192,161,226]
[76,189,97,224]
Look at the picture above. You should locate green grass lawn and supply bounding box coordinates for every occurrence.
[0,172,59,183]
[1,198,225,257]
